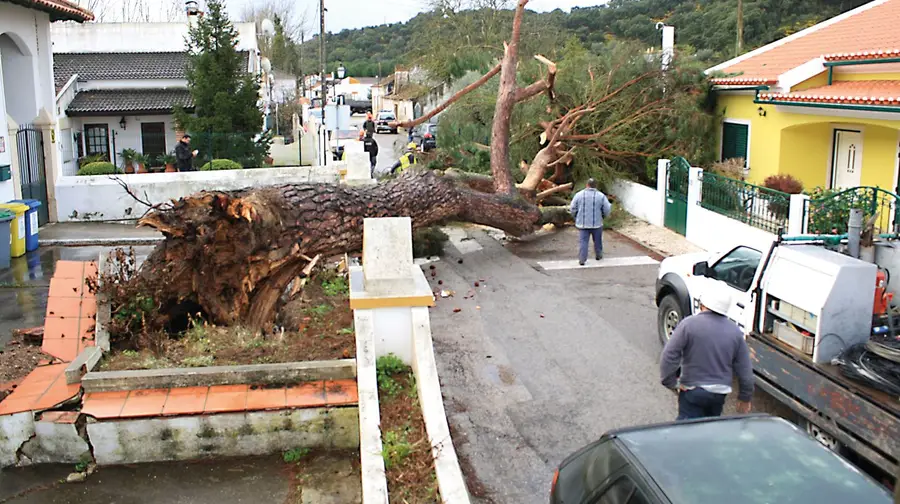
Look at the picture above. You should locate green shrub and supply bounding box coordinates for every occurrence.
[376,353,409,397]
[77,162,117,176]
[200,159,243,171]
[412,226,449,258]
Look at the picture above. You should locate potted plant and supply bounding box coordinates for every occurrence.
[133,153,149,174]
[162,153,177,173]
[119,148,136,174]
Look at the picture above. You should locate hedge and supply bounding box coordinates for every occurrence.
[77,162,117,176]
[200,159,243,171]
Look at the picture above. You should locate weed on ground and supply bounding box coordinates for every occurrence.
[101,268,355,370]
[377,354,439,503]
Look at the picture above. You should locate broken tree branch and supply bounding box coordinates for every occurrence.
[536,183,573,201]
[396,62,502,130]
[514,54,558,102]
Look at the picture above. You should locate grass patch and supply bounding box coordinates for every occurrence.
[377,353,439,502]
[283,447,310,463]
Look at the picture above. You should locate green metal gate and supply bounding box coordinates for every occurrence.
[664,156,690,235]
[16,125,49,226]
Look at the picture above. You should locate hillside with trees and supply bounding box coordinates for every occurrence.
[303,0,869,79]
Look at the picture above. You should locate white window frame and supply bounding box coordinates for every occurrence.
[720,118,752,173]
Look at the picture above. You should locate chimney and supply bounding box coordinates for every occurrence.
[185,0,200,26]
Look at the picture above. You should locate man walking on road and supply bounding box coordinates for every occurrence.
[363,112,375,138]
[569,178,611,265]
[660,285,754,420]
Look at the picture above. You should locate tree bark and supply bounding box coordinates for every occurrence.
[138,170,541,329]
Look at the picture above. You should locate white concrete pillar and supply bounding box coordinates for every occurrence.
[6,116,22,200]
[686,167,703,242]
[350,217,434,364]
[656,158,669,227]
[788,193,810,236]
[33,108,59,222]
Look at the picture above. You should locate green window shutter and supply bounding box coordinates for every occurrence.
[721,122,749,162]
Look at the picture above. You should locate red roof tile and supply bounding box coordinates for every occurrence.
[11,0,94,22]
[824,48,900,62]
[758,80,900,106]
[0,364,80,415]
[714,0,900,81]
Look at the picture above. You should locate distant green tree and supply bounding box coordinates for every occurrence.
[176,0,269,167]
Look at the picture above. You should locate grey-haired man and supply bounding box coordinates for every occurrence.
[569,178,611,266]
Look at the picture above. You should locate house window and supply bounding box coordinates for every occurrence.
[141,122,167,158]
[721,122,749,164]
[84,124,109,158]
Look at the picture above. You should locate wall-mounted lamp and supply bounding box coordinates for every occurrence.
[119,117,127,130]
[757,107,767,117]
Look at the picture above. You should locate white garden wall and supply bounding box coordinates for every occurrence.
[686,205,777,254]
[611,179,663,227]
[55,166,339,222]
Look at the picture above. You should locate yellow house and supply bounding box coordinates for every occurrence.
[709,0,900,193]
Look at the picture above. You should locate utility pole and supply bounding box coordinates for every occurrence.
[736,0,744,56]
[319,0,327,165]
[299,31,305,98]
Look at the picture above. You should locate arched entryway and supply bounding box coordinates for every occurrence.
[0,32,38,125]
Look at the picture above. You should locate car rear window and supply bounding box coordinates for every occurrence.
[378,114,394,120]
[618,417,891,504]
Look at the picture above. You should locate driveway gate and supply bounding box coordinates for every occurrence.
[663,156,690,236]
[16,124,49,226]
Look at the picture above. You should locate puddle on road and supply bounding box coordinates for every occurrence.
[483,363,517,386]
[0,246,154,347]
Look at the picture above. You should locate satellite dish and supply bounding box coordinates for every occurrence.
[261,18,276,38]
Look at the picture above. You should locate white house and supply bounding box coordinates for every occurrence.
[51,20,263,175]
[333,77,376,101]
[0,0,93,225]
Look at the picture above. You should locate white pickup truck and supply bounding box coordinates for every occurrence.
[655,238,899,486]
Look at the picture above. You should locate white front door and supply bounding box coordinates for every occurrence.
[833,130,862,188]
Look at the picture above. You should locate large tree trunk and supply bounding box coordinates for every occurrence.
[131,0,572,331]
[138,171,541,329]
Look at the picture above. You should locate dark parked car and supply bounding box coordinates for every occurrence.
[375,111,398,134]
[551,415,892,504]
[412,123,438,152]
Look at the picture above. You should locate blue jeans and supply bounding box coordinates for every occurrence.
[578,227,603,263]
[677,388,727,420]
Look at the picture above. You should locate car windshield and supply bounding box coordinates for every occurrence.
[378,113,394,120]
[619,417,891,504]
[427,124,438,134]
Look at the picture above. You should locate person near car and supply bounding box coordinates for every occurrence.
[363,112,375,138]
[175,134,198,172]
[390,142,418,174]
[660,285,754,420]
[569,178,611,265]
[363,134,379,177]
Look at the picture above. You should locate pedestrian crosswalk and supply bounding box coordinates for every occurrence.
[537,255,659,270]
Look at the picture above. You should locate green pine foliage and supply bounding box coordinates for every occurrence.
[176,0,269,168]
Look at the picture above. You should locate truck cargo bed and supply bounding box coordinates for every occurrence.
[749,332,899,475]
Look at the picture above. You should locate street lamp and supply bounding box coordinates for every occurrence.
[333,62,348,159]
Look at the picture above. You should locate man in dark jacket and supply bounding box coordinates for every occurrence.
[174,134,198,172]
[660,284,754,420]
[363,134,379,177]
[363,112,376,138]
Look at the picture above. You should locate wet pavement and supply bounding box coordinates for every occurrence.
[0,246,154,348]
[0,453,361,503]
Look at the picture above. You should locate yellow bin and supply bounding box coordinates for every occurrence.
[0,203,28,257]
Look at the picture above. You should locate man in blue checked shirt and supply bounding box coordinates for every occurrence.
[569,178,612,266]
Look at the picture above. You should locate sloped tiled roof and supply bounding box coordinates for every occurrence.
[6,0,93,22]
[758,80,900,107]
[823,48,900,63]
[712,0,900,82]
[54,51,253,92]
[66,88,194,116]
[54,52,189,91]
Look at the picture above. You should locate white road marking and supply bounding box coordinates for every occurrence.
[442,226,484,254]
[538,256,659,270]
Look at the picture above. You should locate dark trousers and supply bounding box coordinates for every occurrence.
[578,227,603,263]
[677,388,727,421]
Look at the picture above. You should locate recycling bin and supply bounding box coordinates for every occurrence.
[0,209,12,269]
[0,202,28,258]
[11,199,42,252]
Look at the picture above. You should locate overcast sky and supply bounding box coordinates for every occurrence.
[222,0,609,33]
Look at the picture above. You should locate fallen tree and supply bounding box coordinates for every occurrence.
[133,0,575,330]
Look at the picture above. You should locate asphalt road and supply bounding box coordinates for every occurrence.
[427,226,676,503]
[346,115,407,176]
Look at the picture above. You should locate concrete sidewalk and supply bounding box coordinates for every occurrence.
[614,215,703,257]
[38,222,163,246]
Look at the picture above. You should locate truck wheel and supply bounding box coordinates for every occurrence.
[657,294,682,345]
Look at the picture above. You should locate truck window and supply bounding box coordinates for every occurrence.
[709,246,762,292]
